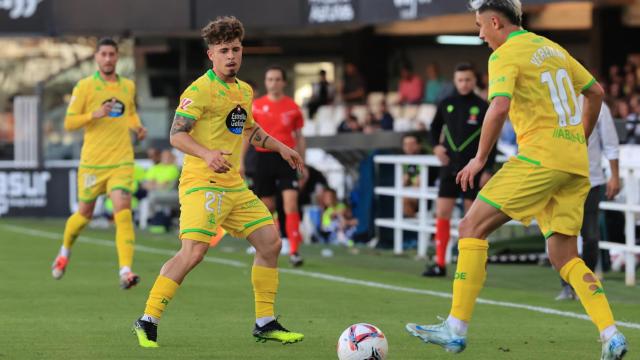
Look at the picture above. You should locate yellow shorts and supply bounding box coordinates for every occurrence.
[178,178,273,243]
[478,156,590,238]
[77,164,134,202]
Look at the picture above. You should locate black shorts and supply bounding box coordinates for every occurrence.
[438,165,480,200]
[252,151,299,198]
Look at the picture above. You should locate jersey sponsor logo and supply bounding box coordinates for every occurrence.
[179,98,193,110]
[2,0,42,19]
[102,99,125,118]
[226,105,248,135]
[552,128,586,144]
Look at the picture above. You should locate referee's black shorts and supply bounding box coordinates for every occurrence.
[252,151,299,198]
[438,165,480,200]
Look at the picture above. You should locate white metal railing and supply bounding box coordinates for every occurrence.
[598,145,640,286]
[374,155,440,257]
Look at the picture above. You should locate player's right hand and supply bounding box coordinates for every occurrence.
[433,145,449,166]
[204,150,233,174]
[92,99,116,119]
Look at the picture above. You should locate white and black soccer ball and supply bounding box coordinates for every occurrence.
[337,323,388,360]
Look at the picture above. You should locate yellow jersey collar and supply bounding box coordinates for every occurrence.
[207,69,239,90]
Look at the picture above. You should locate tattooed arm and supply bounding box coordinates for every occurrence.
[169,113,232,173]
[244,125,304,172]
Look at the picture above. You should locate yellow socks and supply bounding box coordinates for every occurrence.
[450,238,489,322]
[252,265,279,319]
[144,275,180,319]
[560,258,615,332]
[114,209,135,268]
[62,212,90,250]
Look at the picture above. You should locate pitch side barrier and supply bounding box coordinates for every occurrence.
[373,153,640,286]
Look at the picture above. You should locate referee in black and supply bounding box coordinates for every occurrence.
[423,63,496,277]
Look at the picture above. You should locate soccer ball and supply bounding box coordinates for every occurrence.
[337,323,388,360]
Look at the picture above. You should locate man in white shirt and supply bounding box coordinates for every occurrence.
[556,99,621,300]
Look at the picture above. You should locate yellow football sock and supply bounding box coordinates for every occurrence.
[62,212,90,249]
[450,238,489,322]
[252,265,279,319]
[560,258,615,332]
[144,275,180,319]
[114,209,135,268]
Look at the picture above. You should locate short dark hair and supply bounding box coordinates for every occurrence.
[96,37,118,52]
[455,62,475,73]
[201,16,245,46]
[469,0,523,26]
[266,65,287,82]
[402,133,421,143]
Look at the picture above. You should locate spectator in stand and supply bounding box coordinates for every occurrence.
[623,71,638,97]
[362,112,380,134]
[607,83,623,104]
[613,99,631,119]
[398,64,424,105]
[341,62,366,105]
[308,69,334,119]
[146,147,161,166]
[423,63,450,104]
[375,101,394,131]
[401,133,423,218]
[143,149,180,233]
[319,188,354,245]
[625,93,640,144]
[337,113,362,133]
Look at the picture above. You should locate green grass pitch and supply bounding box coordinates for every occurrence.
[0,219,638,359]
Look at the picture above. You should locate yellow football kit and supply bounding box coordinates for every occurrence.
[175,69,273,242]
[480,30,596,236]
[66,71,141,201]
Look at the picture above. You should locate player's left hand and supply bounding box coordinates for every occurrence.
[606,176,621,200]
[279,146,305,173]
[456,157,486,192]
[135,126,147,141]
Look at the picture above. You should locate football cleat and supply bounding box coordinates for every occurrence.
[555,285,578,301]
[289,253,304,267]
[132,318,158,348]
[51,255,69,280]
[120,272,140,290]
[601,331,628,360]
[253,318,304,344]
[422,264,447,277]
[406,319,466,353]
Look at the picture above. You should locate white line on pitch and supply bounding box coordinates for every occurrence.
[4,224,639,331]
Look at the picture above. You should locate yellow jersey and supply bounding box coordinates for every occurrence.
[175,69,254,188]
[488,30,596,177]
[65,71,141,168]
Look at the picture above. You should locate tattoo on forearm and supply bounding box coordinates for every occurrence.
[254,133,262,143]
[248,127,260,144]
[170,114,195,135]
[261,135,270,148]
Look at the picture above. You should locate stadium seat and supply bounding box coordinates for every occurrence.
[417,104,437,130]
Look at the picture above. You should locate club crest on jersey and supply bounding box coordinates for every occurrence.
[179,98,193,110]
[102,99,125,118]
[467,106,479,125]
[226,105,247,135]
